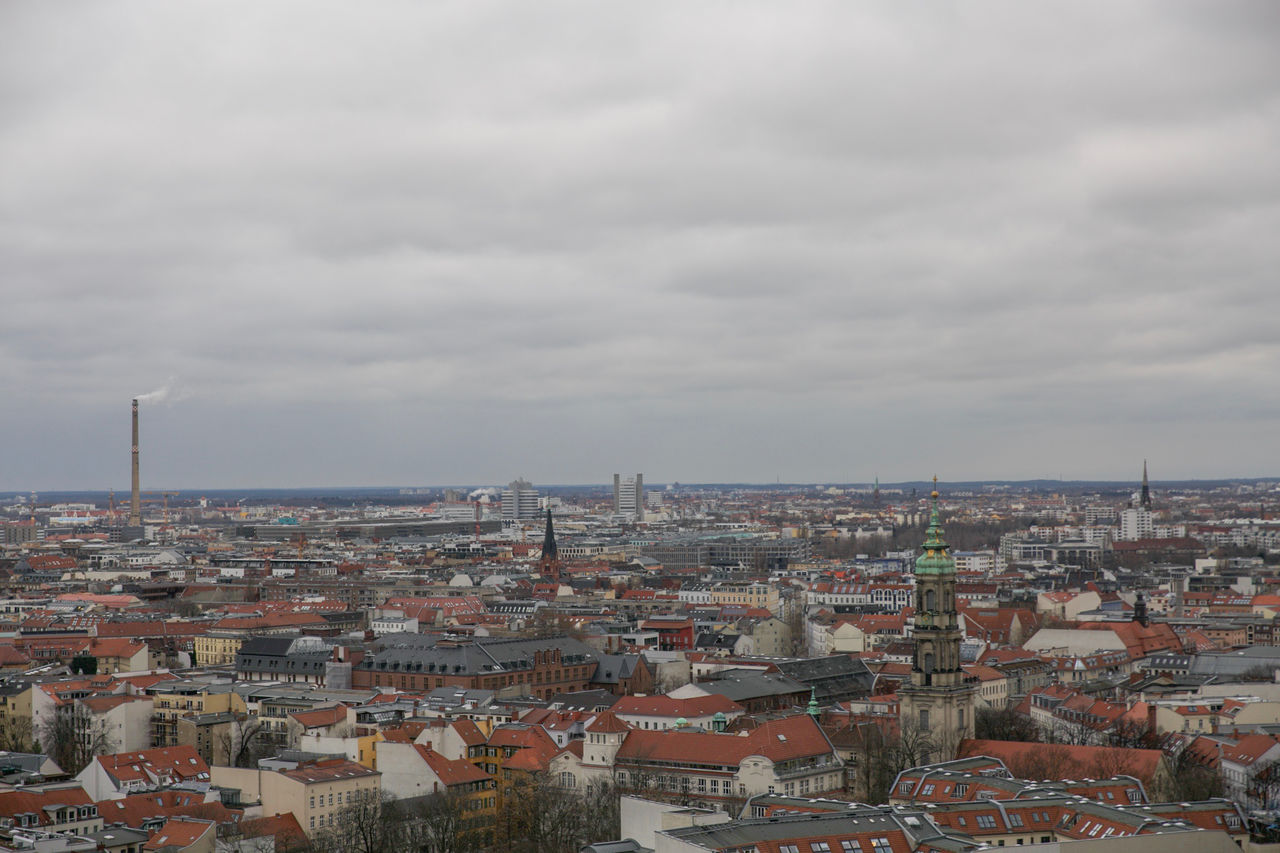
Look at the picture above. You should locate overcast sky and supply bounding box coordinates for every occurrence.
[3,2,1278,490]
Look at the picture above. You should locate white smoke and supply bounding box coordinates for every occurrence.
[135,378,190,405]
[469,487,499,502]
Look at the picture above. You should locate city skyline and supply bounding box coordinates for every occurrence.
[3,2,1279,489]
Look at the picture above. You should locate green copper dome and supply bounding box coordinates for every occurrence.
[914,481,955,577]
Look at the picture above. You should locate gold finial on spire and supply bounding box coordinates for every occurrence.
[931,474,939,500]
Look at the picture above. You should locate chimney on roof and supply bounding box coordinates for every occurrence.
[129,399,141,527]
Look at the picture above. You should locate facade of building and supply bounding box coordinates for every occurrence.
[351,635,599,699]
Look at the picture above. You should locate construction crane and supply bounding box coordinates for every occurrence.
[138,490,181,523]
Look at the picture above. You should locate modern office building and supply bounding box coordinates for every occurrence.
[613,473,643,519]
[501,478,541,521]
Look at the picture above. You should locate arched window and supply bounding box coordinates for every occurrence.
[925,589,936,612]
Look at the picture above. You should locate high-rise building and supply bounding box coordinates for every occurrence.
[501,479,541,521]
[1119,507,1154,541]
[613,473,643,519]
[898,481,976,758]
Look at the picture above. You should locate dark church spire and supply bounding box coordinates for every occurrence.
[538,508,563,582]
[1141,459,1151,509]
[541,508,557,563]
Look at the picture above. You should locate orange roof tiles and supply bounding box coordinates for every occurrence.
[281,759,376,784]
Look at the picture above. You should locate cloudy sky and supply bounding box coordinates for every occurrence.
[3,2,1278,490]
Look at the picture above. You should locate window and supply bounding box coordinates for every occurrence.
[954,783,968,796]
[957,818,966,826]
[871,838,893,853]
[812,844,831,853]
[976,815,997,829]
[898,781,913,795]
[780,846,799,853]
[1126,789,1141,804]
[921,784,935,796]
[841,843,860,853]
[1008,814,1024,827]
[919,709,929,729]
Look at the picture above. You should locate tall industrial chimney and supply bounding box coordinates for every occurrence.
[129,398,142,526]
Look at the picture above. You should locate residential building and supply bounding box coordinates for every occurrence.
[559,710,843,806]
[210,759,380,838]
[76,746,212,800]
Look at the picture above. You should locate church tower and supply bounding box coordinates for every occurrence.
[898,480,976,756]
[1140,460,1152,509]
[537,508,564,582]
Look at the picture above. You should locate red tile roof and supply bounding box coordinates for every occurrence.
[611,693,743,718]
[289,704,348,729]
[96,746,210,787]
[235,813,307,850]
[412,745,492,787]
[143,816,215,850]
[281,759,377,784]
[0,786,93,828]
[614,713,833,768]
[958,739,1164,784]
[97,790,238,829]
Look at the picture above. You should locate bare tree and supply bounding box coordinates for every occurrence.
[0,714,35,753]
[216,716,270,768]
[1164,746,1224,802]
[494,774,620,853]
[975,707,1040,743]
[38,705,116,775]
[310,789,395,853]
[391,790,486,853]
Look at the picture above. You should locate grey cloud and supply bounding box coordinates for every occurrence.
[2,1,1278,487]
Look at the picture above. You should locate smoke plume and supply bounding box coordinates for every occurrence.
[135,378,189,405]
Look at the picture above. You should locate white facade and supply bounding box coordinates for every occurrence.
[614,474,644,519]
[1119,507,1154,541]
[501,479,541,520]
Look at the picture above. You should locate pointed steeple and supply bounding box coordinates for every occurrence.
[807,687,821,721]
[538,508,563,582]
[1140,460,1151,509]
[915,477,953,577]
[541,508,558,563]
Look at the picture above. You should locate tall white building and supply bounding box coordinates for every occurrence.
[501,479,541,520]
[1119,507,1154,541]
[613,473,643,519]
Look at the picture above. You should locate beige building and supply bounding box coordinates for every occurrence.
[211,759,380,837]
[193,630,246,667]
[709,582,779,614]
[0,682,34,751]
[149,680,245,748]
[734,616,790,657]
